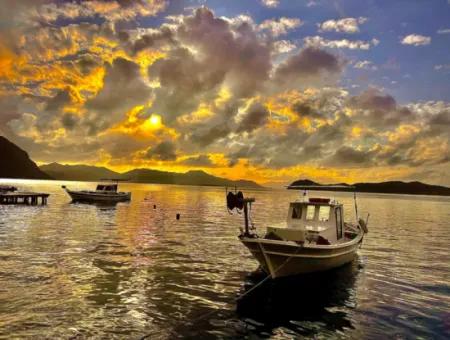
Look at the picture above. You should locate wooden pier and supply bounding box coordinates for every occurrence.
[0,192,50,205]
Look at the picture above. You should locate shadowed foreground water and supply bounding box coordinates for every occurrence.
[0,180,449,339]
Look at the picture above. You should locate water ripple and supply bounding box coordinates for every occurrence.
[0,180,448,338]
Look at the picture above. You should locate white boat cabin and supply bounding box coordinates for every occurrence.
[95,184,118,192]
[266,198,345,245]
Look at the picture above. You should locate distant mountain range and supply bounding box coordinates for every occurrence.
[0,136,262,188]
[2,135,449,194]
[40,163,118,182]
[40,162,263,188]
[0,136,50,180]
[288,179,450,196]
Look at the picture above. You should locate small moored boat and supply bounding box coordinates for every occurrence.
[0,185,17,192]
[62,181,131,203]
[226,187,369,278]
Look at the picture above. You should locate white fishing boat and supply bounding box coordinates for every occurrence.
[62,181,131,203]
[227,187,369,278]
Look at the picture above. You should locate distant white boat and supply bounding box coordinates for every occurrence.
[0,185,17,192]
[62,182,131,203]
[227,187,368,278]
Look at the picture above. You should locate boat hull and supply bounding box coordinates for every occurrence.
[241,231,363,278]
[66,190,131,202]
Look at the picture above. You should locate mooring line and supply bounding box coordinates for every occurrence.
[173,246,304,328]
[139,244,303,339]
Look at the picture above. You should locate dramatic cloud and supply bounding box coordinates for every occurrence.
[318,17,368,33]
[36,0,167,22]
[259,17,303,37]
[324,146,373,167]
[146,7,273,128]
[346,87,412,128]
[236,101,270,133]
[401,34,431,46]
[180,154,215,167]
[146,140,177,161]
[85,57,150,133]
[0,2,449,186]
[273,40,297,54]
[274,47,345,88]
[304,36,379,50]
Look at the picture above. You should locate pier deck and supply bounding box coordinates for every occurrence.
[0,192,50,205]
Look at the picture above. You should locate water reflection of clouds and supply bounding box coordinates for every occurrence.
[1,180,449,338]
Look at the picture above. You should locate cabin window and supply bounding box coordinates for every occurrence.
[306,205,315,220]
[335,207,343,239]
[318,206,330,222]
[292,205,302,219]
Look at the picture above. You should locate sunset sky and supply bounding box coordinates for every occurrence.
[1,0,449,185]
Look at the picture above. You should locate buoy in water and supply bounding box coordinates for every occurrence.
[153,204,156,209]
[176,213,180,220]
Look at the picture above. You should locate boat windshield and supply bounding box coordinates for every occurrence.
[306,205,315,220]
[318,206,331,221]
[96,184,118,192]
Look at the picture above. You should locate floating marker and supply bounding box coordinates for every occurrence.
[153,204,156,209]
[176,213,180,220]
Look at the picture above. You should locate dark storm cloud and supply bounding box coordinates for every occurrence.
[176,8,272,98]
[227,145,254,167]
[273,47,345,88]
[292,102,324,119]
[225,93,351,169]
[0,95,23,128]
[146,140,177,161]
[324,146,374,167]
[85,57,150,134]
[226,124,313,169]
[148,47,227,123]
[347,88,413,127]
[100,133,150,159]
[61,113,77,130]
[131,26,175,54]
[189,123,232,147]
[76,54,101,75]
[180,154,214,167]
[87,57,148,112]
[236,102,270,133]
[45,89,72,112]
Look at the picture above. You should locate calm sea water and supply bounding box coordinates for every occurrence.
[0,180,449,339]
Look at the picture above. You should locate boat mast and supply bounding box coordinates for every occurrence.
[242,198,255,236]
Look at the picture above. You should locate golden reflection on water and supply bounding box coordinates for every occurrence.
[0,179,449,338]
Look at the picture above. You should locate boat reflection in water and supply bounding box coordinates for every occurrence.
[236,260,361,337]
